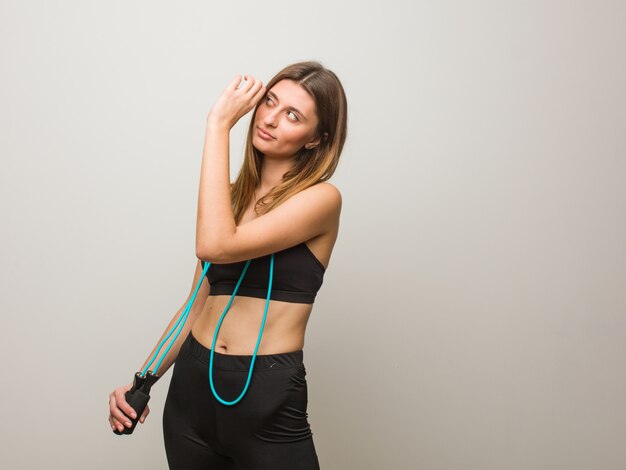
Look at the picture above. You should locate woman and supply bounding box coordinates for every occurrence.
[108,60,347,469]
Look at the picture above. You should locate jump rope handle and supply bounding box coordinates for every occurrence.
[113,370,160,435]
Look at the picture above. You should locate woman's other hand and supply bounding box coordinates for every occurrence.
[108,383,150,432]
[207,74,266,130]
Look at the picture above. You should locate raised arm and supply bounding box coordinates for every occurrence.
[195,75,342,264]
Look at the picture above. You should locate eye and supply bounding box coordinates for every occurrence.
[287,111,299,121]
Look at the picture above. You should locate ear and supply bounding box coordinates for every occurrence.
[305,132,329,150]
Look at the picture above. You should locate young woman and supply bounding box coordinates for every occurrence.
[108,60,347,469]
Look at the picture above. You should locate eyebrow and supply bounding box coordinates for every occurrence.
[267,91,308,121]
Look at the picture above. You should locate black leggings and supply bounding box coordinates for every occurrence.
[162,330,320,469]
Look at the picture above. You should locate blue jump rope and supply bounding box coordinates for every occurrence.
[114,254,275,435]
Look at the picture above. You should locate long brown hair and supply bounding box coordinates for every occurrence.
[230,60,348,224]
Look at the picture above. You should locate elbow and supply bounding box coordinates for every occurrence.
[196,240,226,264]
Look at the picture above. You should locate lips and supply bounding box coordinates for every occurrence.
[257,126,275,139]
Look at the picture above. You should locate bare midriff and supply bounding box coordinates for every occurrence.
[191,295,314,355]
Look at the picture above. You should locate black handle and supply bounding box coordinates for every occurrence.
[113,371,160,436]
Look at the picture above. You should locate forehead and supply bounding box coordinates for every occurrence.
[268,80,317,116]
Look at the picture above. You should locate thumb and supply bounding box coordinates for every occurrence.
[139,404,150,424]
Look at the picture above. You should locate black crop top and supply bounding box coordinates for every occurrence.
[202,242,326,304]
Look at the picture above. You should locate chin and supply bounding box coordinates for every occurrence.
[252,135,265,149]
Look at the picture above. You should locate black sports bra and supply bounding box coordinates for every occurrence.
[202,242,326,304]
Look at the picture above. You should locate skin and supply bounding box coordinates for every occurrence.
[108,75,341,433]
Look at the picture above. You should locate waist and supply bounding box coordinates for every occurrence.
[184,330,304,371]
[192,296,312,355]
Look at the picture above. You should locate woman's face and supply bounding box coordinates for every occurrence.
[252,79,321,159]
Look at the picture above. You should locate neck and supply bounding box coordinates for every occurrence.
[258,154,296,193]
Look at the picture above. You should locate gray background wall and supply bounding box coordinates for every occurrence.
[1,1,624,469]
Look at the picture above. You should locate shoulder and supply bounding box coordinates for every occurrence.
[285,182,341,232]
[273,181,342,221]
[303,183,341,239]
[316,181,342,197]
[297,182,342,222]
[307,182,342,210]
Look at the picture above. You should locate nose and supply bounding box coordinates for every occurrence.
[263,108,279,128]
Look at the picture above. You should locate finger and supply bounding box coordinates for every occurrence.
[245,77,262,94]
[112,407,133,429]
[115,389,138,420]
[140,404,150,422]
[110,413,125,432]
[140,404,150,424]
[235,74,253,92]
[245,76,262,94]
[109,415,119,432]
[251,83,266,103]
[230,74,242,91]
[240,75,256,93]
[110,394,134,428]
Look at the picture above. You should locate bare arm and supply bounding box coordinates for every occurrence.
[137,259,210,378]
[196,121,341,264]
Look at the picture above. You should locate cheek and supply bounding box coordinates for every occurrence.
[281,127,311,146]
[253,110,264,124]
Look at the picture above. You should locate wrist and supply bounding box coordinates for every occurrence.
[206,115,231,133]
